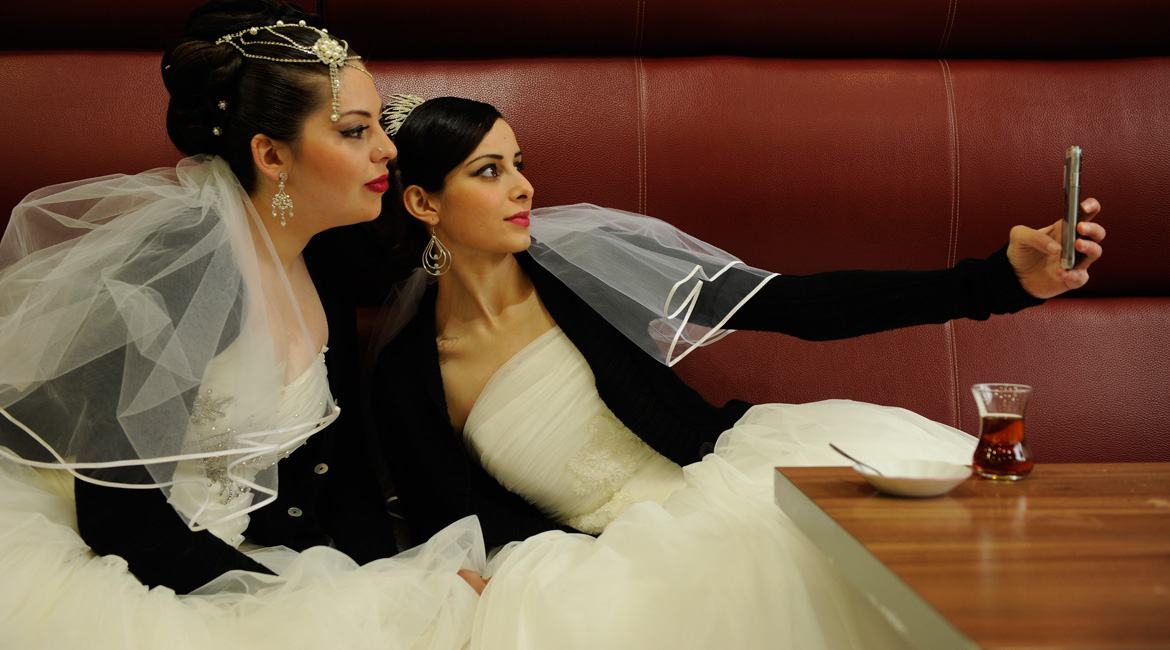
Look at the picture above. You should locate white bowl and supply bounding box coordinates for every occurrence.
[852,459,972,498]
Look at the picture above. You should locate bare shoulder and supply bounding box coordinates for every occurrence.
[438,290,556,431]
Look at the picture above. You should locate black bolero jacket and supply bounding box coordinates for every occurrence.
[368,246,1041,550]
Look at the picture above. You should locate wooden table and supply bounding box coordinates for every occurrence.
[773,463,1170,650]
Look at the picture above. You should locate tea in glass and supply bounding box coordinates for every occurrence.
[970,383,1033,480]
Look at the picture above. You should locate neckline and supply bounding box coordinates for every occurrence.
[282,345,328,389]
[462,325,562,432]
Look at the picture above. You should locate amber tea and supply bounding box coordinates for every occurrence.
[973,413,1033,479]
[970,383,1034,480]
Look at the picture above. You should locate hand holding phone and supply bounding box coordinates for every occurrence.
[1061,145,1083,270]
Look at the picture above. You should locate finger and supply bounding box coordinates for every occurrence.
[1079,197,1101,221]
[458,569,488,595]
[1075,238,1103,267]
[1060,267,1090,289]
[1077,220,1106,242]
[1015,224,1060,255]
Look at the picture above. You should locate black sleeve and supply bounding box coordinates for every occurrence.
[74,475,274,594]
[375,389,574,551]
[721,246,1045,339]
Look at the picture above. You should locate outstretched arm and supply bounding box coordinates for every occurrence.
[721,199,1104,339]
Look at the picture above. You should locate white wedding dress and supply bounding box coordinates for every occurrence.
[0,348,484,650]
[0,323,976,650]
[0,156,478,649]
[467,326,977,649]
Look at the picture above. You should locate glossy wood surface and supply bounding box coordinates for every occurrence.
[776,463,1170,649]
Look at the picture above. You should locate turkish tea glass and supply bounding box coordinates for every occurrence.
[970,383,1034,480]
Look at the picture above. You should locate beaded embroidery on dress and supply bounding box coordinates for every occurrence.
[168,342,331,547]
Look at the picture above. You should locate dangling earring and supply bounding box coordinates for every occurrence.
[422,226,451,276]
[271,172,293,227]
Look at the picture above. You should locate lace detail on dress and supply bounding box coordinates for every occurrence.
[563,412,650,534]
[567,412,647,497]
[568,491,635,534]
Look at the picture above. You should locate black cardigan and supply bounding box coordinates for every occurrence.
[72,221,403,593]
[370,247,1041,549]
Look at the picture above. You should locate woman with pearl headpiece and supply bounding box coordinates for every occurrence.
[0,1,484,647]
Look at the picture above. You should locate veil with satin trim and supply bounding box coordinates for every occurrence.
[371,203,777,368]
[0,156,337,531]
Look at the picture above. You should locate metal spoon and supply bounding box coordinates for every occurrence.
[829,443,884,476]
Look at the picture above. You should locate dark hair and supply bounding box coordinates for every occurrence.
[162,0,360,192]
[392,97,503,193]
[382,97,503,260]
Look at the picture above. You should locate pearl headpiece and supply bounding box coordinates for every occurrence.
[382,94,426,138]
[216,20,372,122]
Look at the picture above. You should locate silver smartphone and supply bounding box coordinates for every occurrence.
[1061,145,1083,270]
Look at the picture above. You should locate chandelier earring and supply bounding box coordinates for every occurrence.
[272,172,294,227]
[422,225,451,276]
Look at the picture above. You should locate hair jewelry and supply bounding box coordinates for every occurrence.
[272,172,293,227]
[216,20,372,122]
[422,226,451,276]
[382,94,426,138]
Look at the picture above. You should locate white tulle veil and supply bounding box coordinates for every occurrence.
[374,203,778,368]
[527,204,777,366]
[0,156,337,530]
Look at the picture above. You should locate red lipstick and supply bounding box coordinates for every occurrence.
[506,210,531,227]
[365,174,390,193]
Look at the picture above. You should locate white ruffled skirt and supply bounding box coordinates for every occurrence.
[473,400,976,650]
[0,459,483,649]
[0,400,975,649]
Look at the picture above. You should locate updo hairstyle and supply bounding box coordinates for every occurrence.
[392,97,503,193]
[162,0,360,192]
[383,97,503,258]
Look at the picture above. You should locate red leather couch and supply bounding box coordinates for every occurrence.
[3,1,1168,463]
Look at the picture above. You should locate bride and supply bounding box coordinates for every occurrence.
[0,3,483,648]
[367,95,1106,648]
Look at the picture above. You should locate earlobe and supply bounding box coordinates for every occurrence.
[250,134,286,185]
[402,185,440,225]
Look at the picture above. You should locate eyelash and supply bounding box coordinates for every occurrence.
[475,160,524,178]
[341,125,369,139]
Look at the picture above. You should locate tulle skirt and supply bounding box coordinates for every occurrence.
[472,400,976,649]
[0,458,483,650]
[0,400,975,649]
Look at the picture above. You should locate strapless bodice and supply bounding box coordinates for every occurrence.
[464,327,685,534]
